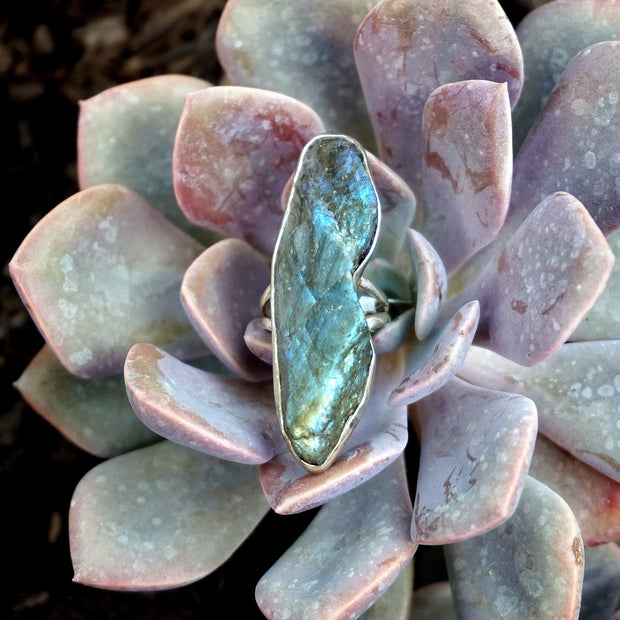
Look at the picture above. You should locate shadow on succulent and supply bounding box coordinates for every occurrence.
[9,0,620,617]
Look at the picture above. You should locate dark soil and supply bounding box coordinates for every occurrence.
[1,2,528,618]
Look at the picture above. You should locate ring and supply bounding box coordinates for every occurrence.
[260,276,391,333]
[265,133,385,473]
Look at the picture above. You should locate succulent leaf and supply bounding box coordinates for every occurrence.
[173,85,325,255]
[78,75,213,243]
[389,300,479,407]
[216,0,378,146]
[422,80,512,275]
[453,39,620,292]
[70,441,269,589]
[513,0,620,152]
[15,345,158,458]
[10,184,205,379]
[411,378,537,545]
[181,238,271,381]
[461,343,620,484]
[448,192,613,365]
[511,41,620,237]
[355,0,522,203]
[124,344,280,464]
[407,228,447,342]
[259,349,407,514]
[444,476,583,620]
[529,435,620,547]
[372,309,416,356]
[571,229,620,340]
[255,457,416,620]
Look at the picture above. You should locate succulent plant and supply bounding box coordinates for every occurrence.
[10,0,620,617]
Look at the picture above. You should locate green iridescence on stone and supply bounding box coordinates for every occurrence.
[272,134,379,470]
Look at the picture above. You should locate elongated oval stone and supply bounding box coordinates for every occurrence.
[272,134,380,472]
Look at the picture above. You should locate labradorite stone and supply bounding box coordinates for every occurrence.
[272,135,379,468]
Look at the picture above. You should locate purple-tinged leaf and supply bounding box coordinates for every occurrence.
[216,0,378,147]
[411,378,536,545]
[513,0,620,152]
[580,544,620,620]
[244,318,273,365]
[407,229,447,341]
[511,41,620,237]
[530,435,620,547]
[389,300,479,407]
[181,238,271,382]
[355,0,522,201]
[70,441,269,589]
[173,86,324,255]
[15,346,157,458]
[447,192,613,366]
[373,309,416,356]
[460,343,620,484]
[359,561,413,620]
[124,344,280,465]
[256,457,416,620]
[411,582,456,620]
[78,75,213,243]
[572,229,620,341]
[10,185,205,379]
[260,350,407,514]
[444,476,584,620]
[422,80,511,275]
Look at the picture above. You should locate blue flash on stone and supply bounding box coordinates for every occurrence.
[271,134,380,473]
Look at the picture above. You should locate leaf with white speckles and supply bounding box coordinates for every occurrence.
[15,346,158,458]
[217,0,378,147]
[580,543,620,620]
[181,238,271,382]
[388,300,479,407]
[460,343,620,484]
[354,0,522,206]
[411,378,537,545]
[448,192,613,366]
[78,75,214,243]
[410,582,456,620]
[513,0,620,153]
[124,344,281,464]
[260,350,407,514]
[407,229,447,342]
[572,229,620,341]
[9,185,205,379]
[359,561,413,620]
[530,435,620,547]
[452,40,620,293]
[256,457,416,620]
[70,441,269,589]
[173,86,325,255]
[422,80,511,275]
[511,41,620,237]
[444,476,583,620]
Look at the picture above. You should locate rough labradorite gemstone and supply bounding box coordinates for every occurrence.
[271,134,379,471]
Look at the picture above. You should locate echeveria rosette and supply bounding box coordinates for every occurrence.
[9,0,620,618]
